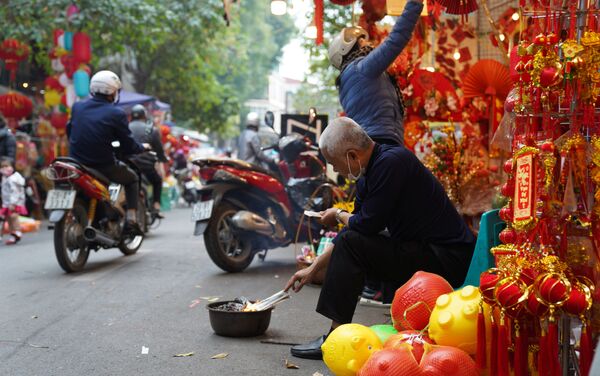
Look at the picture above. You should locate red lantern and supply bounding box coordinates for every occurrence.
[0,92,33,119]
[0,39,30,82]
[45,76,64,92]
[50,112,69,132]
[499,228,516,244]
[73,32,91,64]
[60,54,77,78]
[362,0,387,23]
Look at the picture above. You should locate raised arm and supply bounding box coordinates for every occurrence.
[357,0,423,78]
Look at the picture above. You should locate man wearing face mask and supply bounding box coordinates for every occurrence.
[284,117,475,360]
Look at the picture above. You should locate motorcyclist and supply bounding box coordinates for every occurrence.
[128,104,168,219]
[238,112,275,168]
[67,70,148,235]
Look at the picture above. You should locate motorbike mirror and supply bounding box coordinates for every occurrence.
[264,111,275,128]
[308,107,317,125]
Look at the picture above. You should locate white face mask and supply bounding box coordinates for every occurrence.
[346,152,364,181]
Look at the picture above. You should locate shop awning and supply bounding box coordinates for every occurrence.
[155,100,171,111]
[117,90,155,108]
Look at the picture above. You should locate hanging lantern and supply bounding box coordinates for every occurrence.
[0,39,30,82]
[53,29,64,46]
[0,92,33,120]
[58,72,71,88]
[65,84,76,107]
[73,32,91,64]
[44,90,62,108]
[73,69,90,97]
[45,76,64,92]
[63,31,73,52]
[50,111,69,133]
[60,55,77,78]
[66,4,79,21]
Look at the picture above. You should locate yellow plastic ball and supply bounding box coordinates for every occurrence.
[321,323,382,376]
[428,285,491,354]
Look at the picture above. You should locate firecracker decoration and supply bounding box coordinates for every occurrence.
[0,92,33,120]
[479,2,600,376]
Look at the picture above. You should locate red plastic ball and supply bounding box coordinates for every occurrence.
[420,345,479,376]
[384,331,434,363]
[391,271,453,331]
[358,348,419,376]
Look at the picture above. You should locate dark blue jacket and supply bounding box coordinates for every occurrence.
[339,0,423,145]
[347,144,475,247]
[67,97,144,167]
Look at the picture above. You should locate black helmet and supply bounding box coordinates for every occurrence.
[131,104,147,120]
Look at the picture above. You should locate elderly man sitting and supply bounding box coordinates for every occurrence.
[284,117,475,360]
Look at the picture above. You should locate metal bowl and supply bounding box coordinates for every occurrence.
[207,301,272,337]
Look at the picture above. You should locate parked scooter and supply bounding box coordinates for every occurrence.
[173,167,198,206]
[191,110,345,273]
[44,156,146,273]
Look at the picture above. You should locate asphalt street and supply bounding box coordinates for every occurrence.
[0,207,388,376]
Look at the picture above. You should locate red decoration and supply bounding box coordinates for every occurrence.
[480,271,500,302]
[73,32,91,64]
[538,277,569,305]
[499,228,516,244]
[0,92,33,119]
[53,29,64,46]
[458,47,472,63]
[526,292,549,316]
[60,54,77,79]
[50,112,69,132]
[563,287,587,316]
[362,0,387,23]
[0,39,30,82]
[45,76,64,92]
[391,271,453,331]
[421,345,479,376]
[329,0,354,5]
[315,0,324,46]
[435,0,478,18]
[383,331,433,363]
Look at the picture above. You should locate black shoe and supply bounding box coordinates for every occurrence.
[125,221,144,236]
[152,210,165,220]
[361,286,379,300]
[290,335,326,360]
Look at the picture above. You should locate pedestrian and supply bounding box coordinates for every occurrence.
[0,157,27,245]
[0,114,17,162]
[284,118,475,360]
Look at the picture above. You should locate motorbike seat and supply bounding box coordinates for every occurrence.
[54,157,111,185]
[193,157,281,181]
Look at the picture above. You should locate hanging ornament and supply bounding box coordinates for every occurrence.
[314,0,324,45]
[73,69,90,97]
[51,58,65,73]
[63,31,73,52]
[66,3,79,21]
[65,84,76,108]
[53,29,64,46]
[0,39,30,82]
[58,72,71,88]
[0,92,33,120]
[50,111,69,134]
[60,55,77,78]
[44,90,62,108]
[73,32,91,64]
[45,76,63,92]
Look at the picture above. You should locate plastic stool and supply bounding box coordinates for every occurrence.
[459,209,505,288]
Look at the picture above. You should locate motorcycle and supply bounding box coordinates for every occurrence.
[44,157,147,273]
[173,167,198,206]
[191,110,345,273]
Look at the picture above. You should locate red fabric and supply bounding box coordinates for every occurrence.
[497,319,509,376]
[514,322,527,376]
[580,324,593,376]
[0,205,28,217]
[490,318,497,376]
[315,0,324,45]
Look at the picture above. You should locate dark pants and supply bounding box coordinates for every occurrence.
[95,162,139,210]
[141,167,162,205]
[316,230,473,324]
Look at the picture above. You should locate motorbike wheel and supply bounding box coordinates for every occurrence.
[54,200,90,273]
[204,201,254,273]
[118,195,145,255]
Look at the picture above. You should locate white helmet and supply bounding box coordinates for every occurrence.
[328,26,368,70]
[90,70,122,96]
[246,112,260,127]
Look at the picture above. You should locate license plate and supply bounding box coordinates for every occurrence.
[185,181,196,190]
[44,189,77,210]
[191,200,213,221]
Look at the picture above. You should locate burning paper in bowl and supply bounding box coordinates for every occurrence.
[241,290,290,312]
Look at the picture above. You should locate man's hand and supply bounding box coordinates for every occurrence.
[319,208,338,227]
[284,264,316,293]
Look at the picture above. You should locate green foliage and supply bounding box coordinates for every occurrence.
[0,0,295,136]
[294,4,353,118]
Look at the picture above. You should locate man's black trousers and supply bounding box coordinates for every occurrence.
[141,166,162,205]
[95,162,139,210]
[316,230,474,324]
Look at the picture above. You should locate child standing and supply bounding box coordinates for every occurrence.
[0,157,27,245]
